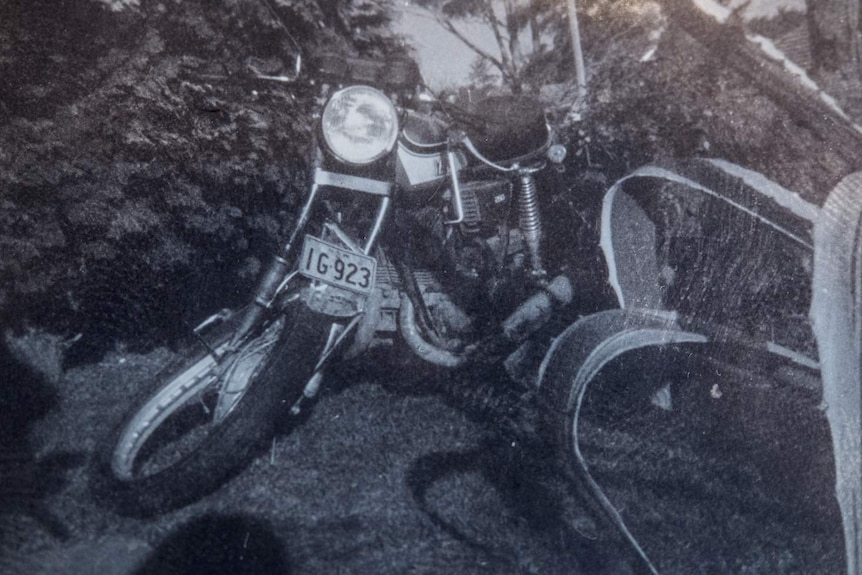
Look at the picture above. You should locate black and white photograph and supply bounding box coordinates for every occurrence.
[1,0,861,573]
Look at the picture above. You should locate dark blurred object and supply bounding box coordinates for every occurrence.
[133,514,290,575]
[0,340,82,546]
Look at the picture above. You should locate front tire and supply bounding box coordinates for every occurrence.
[95,305,334,517]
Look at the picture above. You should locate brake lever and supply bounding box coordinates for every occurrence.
[248,52,302,83]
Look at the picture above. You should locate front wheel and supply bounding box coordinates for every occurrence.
[95,305,334,517]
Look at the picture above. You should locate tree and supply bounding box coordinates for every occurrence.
[806,0,862,116]
[807,0,861,72]
[267,0,406,57]
[0,0,410,347]
[412,0,572,93]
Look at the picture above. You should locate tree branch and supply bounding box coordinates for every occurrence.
[480,0,516,82]
[504,0,524,68]
[435,13,506,75]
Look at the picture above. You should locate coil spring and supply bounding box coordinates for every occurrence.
[518,172,544,273]
[518,172,541,237]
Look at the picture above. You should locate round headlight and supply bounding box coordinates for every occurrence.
[321,85,399,165]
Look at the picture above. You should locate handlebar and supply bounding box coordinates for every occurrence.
[312,52,422,92]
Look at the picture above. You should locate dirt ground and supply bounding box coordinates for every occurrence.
[0,340,845,574]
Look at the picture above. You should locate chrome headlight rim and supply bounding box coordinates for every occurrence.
[321,85,399,166]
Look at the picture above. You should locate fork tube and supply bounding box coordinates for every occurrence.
[363,196,391,254]
[230,182,322,347]
[443,150,465,225]
[282,182,321,257]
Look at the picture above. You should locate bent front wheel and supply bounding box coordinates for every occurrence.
[97,305,334,516]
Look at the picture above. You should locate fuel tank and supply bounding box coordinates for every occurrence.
[395,110,460,190]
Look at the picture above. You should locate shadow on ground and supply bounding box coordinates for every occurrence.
[133,513,290,575]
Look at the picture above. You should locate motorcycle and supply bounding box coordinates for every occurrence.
[94,44,836,573]
[98,51,586,518]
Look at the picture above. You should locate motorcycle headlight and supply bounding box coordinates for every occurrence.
[321,85,399,165]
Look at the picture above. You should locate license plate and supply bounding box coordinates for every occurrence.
[299,235,377,295]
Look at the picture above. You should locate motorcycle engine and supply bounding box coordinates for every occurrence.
[458,179,512,237]
[395,175,527,331]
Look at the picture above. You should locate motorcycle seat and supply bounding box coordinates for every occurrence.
[460,95,549,164]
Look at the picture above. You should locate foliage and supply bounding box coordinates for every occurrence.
[0,0,406,359]
[412,0,572,93]
[3,0,860,361]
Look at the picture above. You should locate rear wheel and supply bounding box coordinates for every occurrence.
[96,305,335,516]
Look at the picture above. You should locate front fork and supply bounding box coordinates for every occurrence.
[226,166,393,418]
[230,169,392,348]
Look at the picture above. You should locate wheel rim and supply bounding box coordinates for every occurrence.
[111,319,283,481]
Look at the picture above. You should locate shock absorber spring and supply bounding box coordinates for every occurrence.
[518,170,544,274]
